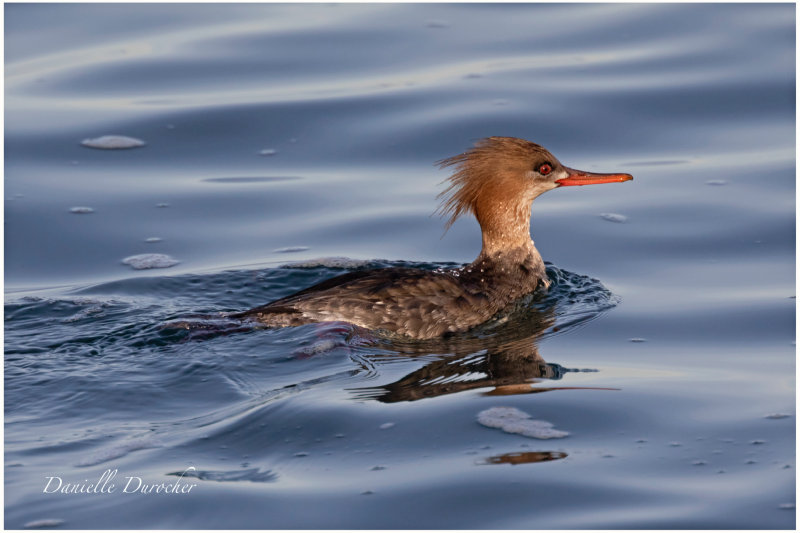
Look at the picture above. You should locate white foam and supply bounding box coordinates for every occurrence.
[122,253,179,270]
[599,213,628,223]
[706,179,728,186]
[81,135,145,150]
[293,339,339,357]
[23,519,65,529]
[477,406,569,439]
[425,19,450,28]
[69,206,94,214]
[273,246,309,253]
[284,256,373,269]
[75,437,159,467]
[259,148,277,156]
[144,237,162,243]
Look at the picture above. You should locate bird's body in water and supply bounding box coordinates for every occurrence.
[235,137,632,339]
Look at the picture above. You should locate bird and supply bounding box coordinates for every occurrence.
[235,137,632,339]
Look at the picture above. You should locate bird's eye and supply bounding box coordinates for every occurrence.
[538,163,552,175]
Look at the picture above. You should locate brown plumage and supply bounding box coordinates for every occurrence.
[236,137,632,339]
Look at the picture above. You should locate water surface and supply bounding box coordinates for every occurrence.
[5,3,795,529]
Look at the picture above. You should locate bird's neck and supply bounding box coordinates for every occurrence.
[469,197,546,296]
[475,195,536,257]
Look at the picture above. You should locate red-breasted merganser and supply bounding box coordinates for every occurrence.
[237,137,632,338]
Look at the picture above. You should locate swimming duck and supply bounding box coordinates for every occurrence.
[236,137,632,338]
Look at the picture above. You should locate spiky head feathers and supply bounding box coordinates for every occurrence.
[435,137,561,229]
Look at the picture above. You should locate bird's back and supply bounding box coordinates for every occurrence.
[237,266,514,338]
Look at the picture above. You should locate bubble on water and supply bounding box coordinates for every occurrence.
[477,406,569,439]
[692,460,707,466]
[750,439,767,445]
[599,213,628,223]
[23,518,65,529]
[81,135,145,150]
[63,303,108,323]
[273,246,310,253]
[294,452,309,457]
[370,465,387,471]
[122,253,179,270]
[145,237,162,243]
[636,438,648,443]
[379,422,395,430]
[745,459,757,464]
[156,202,170,208]
[764,413,791,419]
[294,339,339,357]
[76,436,159,467]
[628,338,647,343]
[259,148,277,156]
[425,19,450,28]
[705,179,728,186]
[334,433,345,439]
[285,257,373,269]
[167,467,276,483]
[69,206,94,214]
[165,124,175,130]
[778,503,795,510]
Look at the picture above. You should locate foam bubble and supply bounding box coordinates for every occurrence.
[284,256,373,269]
[273,246,310,253]
[167,467,276,483]
[69,206,94,214]
[122,253,179,270]
[81,135,145,150]
[477,406,569,439]
[425,20,450,28]
[599,213,628,223]
[76,437,159,467]
[24,518,65,529]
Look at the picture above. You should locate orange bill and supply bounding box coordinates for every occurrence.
[556,166,633,187]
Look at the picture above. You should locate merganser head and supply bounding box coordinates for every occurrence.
[436,137,633,230]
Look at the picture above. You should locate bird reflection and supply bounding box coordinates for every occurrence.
[480,451,568,465]
[349,296,615,403]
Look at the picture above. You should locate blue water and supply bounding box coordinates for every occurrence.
[5,3,795,529]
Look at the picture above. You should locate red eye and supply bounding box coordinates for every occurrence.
[538,163,552,175]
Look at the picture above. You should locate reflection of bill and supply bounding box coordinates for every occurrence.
[481,451,568,466]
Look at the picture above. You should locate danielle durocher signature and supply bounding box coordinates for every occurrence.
[43,468,198,494]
